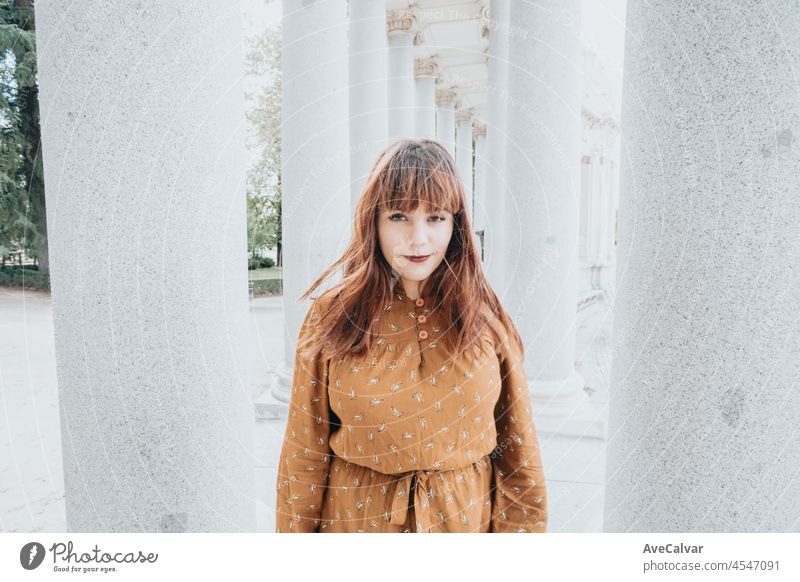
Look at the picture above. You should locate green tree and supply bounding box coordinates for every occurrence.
[245,23,282,266]
[0,0,46,275]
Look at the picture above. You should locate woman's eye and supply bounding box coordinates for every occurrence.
[387,213,446,222]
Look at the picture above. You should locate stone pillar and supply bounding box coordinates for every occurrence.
[483,0,510,287]
[386,8,415,139]
[349,0,388,206]
[273,0,350,404]
[504,0,596,438]
[435,87,457,157]
[34,1,253,531]
[414,58,437,139]
[472,123,488,260]
[605,0,800,532]
[582,153,614,264]
[455,110,474,221]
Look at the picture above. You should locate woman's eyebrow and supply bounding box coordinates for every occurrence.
[384,208,449,215]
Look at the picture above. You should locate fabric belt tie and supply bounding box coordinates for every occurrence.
[389,469,433,531]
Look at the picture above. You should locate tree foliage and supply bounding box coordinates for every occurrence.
[0,0,46,273]
[244,23,282,266]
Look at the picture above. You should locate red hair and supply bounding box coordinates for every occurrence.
[297,138,523,364]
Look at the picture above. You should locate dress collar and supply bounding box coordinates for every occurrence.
[392,276,434,305]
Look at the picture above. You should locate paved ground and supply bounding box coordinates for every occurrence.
[0,286,610,533]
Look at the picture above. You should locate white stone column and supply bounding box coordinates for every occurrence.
[605,1,800,532]
[386,9,416,139]
[580,115,620,272]
[414,58,437,139]
[472,123,488,260]
[504,0,596,438]
[584,153,610,263]
[272,0,350,405]
[602,157,617,264]
[435,87,457,156]
[349,0,388,207]
[483,0,510,288]
[35,1,253,531]
[455,110,474,221]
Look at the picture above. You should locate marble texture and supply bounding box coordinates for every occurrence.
[605,0,800,532]
[34,1,254,531]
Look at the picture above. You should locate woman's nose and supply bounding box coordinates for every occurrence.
[408,220,429,244]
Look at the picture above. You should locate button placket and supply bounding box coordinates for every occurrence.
[409,297,430,368]
[414,297,428,341]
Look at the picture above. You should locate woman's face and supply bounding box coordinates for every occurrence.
[377,205,454,290]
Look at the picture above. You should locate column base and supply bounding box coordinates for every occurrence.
[253,363,292,420]
[530,370,607,440]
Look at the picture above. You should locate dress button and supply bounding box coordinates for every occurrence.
[418,330,428,340]
[417,314,427,323]
[415,298,424,307]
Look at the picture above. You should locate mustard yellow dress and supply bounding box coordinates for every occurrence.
[275,278,547,533]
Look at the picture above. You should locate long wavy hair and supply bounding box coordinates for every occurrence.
[296,138,523,364]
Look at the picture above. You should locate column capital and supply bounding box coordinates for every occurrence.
[480,4,492,38]
[414,58,438,78]
[387,8,416,36]
[455,110,472,125]
[472,123,487,137]
[436,87,458,105]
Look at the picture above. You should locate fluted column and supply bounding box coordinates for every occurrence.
[435,87,457,156]
[504,0,594,438]
[349,0,388,206]
[35,1,253,531]
[472,123,488,260]
[455,110,474,221]
[275,0,350,404]
[483,0,510,287]
[386,9,416,138]
[414,58,437,139]
[605,0,800,532]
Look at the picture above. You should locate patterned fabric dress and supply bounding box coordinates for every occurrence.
[275,277,547,533]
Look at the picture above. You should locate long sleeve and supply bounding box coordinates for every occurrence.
[489,330,548,533]
[275,300,335,532]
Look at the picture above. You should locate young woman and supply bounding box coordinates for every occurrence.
[275,138,547,533]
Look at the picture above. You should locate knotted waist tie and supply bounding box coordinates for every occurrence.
[389,469,435,531]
